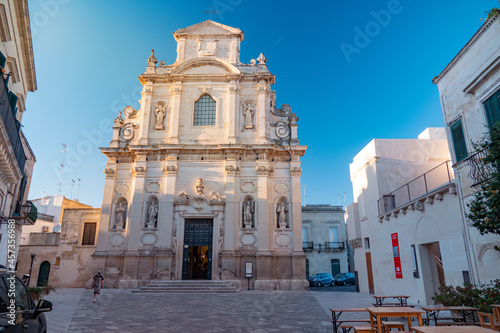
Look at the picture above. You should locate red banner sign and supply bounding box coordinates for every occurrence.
[391,233,403,279]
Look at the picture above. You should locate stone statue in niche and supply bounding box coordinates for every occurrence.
[243,102,255,129]
[276,202,288,228]
[115,203,126,229]
[154,101,166,130]
[243,198,255,228]
[147,202,158,228]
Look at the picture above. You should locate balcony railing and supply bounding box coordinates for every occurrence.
[466,149,496,186]
[324,242,345,251]
[0,73,25,173]
[302,242,313,252]
[377,161,453,215]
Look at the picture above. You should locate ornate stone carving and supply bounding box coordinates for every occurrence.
[415,201,424,212]
[225,165,240,175]
[257,53,267,64]
[113,111,124,127]
[104,168,116,179]
[290,112,299,126]
[258,86,268,95]
[274,183,289,194]
[194,197,204,211]
[154,101,167,130]
[195,178,204,195]
[218,216,225,253]
[242,197,255,228]
[141,232,157,245]
[146,182,160,193]
[123,106,139,119]
[256,165,273,176]
[109,234,125,247]
[115,184,129,195]
[198,39,218,56]
[171,87,182,95]
[163,165,178,175]
[242,101,255,129]
[171,217,178,254]
[210,191,223,204]
[240,181,256,193]
[115,202,126,229]
[276,201,288,229]
[275,230,291,248]
[133,166,147,176]
[290,167,302,177]
[142,89,153,96]
[176,191,189,203]
[147,49,158,66]
[272,104,292,117]
[271,121,290,139]
[120,123,139,141]
[229,86,240,94]
[146,201,158,228]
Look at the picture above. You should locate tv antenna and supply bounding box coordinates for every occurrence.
[76,178,81,201]
[57,144,68,196]
[70,179,75,199]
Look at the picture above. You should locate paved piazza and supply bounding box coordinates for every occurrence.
[41,288,378,332]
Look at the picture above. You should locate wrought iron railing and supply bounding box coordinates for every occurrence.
[302,242,313,251]
[0,74,25,173]
[377,161,453,215]
[324,242,344,250]
[466,149,496,186]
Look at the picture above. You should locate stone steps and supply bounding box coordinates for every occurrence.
[132,280,241,293]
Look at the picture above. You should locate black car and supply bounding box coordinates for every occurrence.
[333,272,356,286]
[0,267,52,332]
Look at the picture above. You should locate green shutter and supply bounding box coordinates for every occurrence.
[451,120,467,162]
[0,51,6,68]
[484,90,500,128]
[8,91,17,116]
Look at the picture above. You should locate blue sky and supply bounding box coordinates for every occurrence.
[23,0,499,208]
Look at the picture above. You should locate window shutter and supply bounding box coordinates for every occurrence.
[8,91,17,115]
[484,90,500,128]
[0,51,6,68]
[450,120,467,162]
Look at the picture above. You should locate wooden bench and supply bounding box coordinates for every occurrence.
[436,321,481,326]
[337,320,372,333]
[350,326,376,333]
[381,320,405,332]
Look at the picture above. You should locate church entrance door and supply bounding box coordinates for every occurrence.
[182,219,213,280]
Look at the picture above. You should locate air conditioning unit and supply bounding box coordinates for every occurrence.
[42,226,49,233]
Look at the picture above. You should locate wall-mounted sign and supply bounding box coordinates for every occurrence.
[391,233,403,279]
[245,262,253,278]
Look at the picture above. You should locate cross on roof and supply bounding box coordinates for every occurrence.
[203,7,218,20]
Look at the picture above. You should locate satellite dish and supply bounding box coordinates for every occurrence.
[53,224,61,233]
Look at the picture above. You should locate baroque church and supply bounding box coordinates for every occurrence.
[93,21,308,290]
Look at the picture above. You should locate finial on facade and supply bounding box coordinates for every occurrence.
[113,111,124,127]
[257,53,267,64]
[147,49,158,66]
[195,178,205,195]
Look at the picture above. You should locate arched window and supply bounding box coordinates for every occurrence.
[194,94,216,126]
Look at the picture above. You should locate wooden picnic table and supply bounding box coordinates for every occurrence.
[366,306,424,332]
[420,305,478,325]
[330,307,370,333]
[412,326,498,332]
[373,295,410,307]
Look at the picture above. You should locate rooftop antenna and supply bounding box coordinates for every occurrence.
[338,192,347,208]
[76,178,81,201]
[70,179,75,199]
[301,184,307,206]
[57,144,68,196]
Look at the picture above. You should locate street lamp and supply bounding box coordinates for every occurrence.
[28,253,36,286]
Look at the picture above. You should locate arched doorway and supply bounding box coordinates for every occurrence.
[37,261,50,287]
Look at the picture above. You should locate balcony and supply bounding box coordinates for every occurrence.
[466,149,496,186]
[0,73,25,181]
[12,201,37,225]
[302,242,313,252]
[377,161,453,215]
[324,242,345,252]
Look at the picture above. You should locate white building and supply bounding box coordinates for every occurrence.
[433,14,500,283]
[347,128,474,304]
[301,204,348,279]
[0,0,37,267]
[93,21,308,290]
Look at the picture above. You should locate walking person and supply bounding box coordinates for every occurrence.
[91,271,104,303]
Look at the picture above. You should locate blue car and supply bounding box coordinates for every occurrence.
[307,273,334,287]
[334,272,356,286]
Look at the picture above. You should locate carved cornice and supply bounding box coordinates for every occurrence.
[256,165,273,176]
[142,89,153,96]
[104,168,116,179]
[133,166,147,176]
[225,165,240,175]
[228,86,240,94]
[171,87,182,95]
[290,167,302,177]
[163,165,178,175]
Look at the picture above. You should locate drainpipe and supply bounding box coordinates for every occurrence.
[454,170,480,284]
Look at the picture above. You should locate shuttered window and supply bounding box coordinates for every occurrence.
[193,94,216,126]
[81,222,97,245]
[450,119,467,162]
[0,51,6,68]
[484,90,500,128]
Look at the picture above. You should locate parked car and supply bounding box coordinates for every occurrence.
[307,273,334,287]
[0,266,53,332]
[334,272,356,286]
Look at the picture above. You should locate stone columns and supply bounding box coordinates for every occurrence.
[257,81,268,143]
[138,83,154,145]
[127,159,147,252]
[94,162,116,255]
[169,82,182,144]
[227,82,239,143]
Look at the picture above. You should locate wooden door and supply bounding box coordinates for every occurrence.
[365,252,375,294]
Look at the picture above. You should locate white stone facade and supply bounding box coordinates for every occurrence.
[301,205,349,278]
[0,0,37,267]
[433,16,500,284]
[93,21,308,290]
[347,129,475,304]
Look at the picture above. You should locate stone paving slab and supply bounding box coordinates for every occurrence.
[45,288,334,332]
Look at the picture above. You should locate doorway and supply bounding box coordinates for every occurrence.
[37,261,50,287]
[420,242,446,304]
[365,252,375,294]
[182,219,213,280]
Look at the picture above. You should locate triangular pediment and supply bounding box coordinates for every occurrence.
[173,20,244,41]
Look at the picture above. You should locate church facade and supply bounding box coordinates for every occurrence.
[93,21,308,290]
